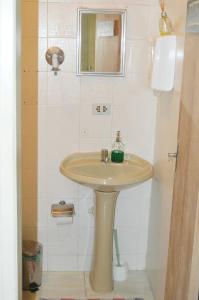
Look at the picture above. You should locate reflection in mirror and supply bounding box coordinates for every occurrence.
[77,9,126,76]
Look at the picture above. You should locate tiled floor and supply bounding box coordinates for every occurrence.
[23,271,154,300]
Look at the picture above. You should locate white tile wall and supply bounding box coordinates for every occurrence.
[48,3,77,38]
[22,0,159,271]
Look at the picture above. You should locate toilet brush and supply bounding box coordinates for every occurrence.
[113,229,128,281]
[113,229,121,267]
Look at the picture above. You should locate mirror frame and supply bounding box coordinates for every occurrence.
[77,8,127,77]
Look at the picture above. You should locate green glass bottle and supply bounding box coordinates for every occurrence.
[111,131,125,163]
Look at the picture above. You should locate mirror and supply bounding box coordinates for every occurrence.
[77,9,126,76]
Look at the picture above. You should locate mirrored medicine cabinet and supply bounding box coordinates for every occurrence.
[77,8,126,77]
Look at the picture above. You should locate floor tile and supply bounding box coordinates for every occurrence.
[42,271,84,288]
[23,271,154,300]
[85,271,154,300]
[40,271,85,298]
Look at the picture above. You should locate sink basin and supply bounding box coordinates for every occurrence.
[60,152,153,293]
[60,152,153,192]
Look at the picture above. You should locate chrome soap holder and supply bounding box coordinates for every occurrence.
[45,47,65,75]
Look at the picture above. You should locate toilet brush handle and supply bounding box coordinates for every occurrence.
[113,229,121,267]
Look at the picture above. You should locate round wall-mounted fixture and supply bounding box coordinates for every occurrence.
[45,47,65,75]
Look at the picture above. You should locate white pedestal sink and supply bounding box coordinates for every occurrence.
[60,152,153,293]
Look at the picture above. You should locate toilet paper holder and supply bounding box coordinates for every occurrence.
[51,201,75,218]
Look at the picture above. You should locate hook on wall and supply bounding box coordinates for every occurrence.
[45,47,65,75]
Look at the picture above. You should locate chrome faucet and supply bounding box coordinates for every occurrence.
[101,149,109,163]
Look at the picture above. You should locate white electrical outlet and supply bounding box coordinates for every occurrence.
[92,103,111,115]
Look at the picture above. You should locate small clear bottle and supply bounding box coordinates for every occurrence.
[159,11,173,36]
[111,131,125,163]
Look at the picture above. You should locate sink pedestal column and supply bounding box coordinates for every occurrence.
[90,190,119,293]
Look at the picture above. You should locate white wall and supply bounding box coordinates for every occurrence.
[0,0,21,299]
[22,0,159,271]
